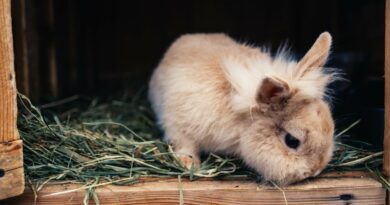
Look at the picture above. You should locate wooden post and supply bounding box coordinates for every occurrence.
[0,0,25,200]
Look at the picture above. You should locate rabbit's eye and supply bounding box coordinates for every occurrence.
[285,133,300,149]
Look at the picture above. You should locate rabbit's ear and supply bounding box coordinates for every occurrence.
[296,32,332,77]
[257,77,290,104]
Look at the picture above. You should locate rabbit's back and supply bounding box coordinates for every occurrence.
[150,34,239,120]
[148,34,258,153]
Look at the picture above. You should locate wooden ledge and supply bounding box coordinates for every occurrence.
[0,140,24,200]
[2,172,385,205]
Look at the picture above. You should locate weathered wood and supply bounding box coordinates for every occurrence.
[0,140,24,200]
[3,175,385,205]
[0,167,24,201]
[0,0,19,143]
[0,140,23,171]
[0,0,25,200]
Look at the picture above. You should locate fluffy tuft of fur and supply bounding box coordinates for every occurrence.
[222,53,334,113]
[149,32,336,185]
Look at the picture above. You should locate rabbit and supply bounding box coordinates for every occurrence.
[148,32,336,185]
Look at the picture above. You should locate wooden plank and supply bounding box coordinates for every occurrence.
[2,175,385,205]
[23,0,41,102]
[0,0,19,142]
[12,0,30,97]
[43,0,58,97]
[0,0,25,200]
[0,140,23,170]
[0,167,24,201]
[0,140,24,200]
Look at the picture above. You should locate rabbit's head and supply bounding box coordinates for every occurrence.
[225,32,336,185]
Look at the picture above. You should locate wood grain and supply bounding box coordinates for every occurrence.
[2,175,385,205]
[0,0,19,142]
[0,140,23,171]
[0,0,25,200]
[0,167,24,201]
[0,140,24,200]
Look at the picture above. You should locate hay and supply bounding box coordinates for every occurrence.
[17,93,386,204]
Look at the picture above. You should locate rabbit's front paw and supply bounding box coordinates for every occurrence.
[177,155,200,170]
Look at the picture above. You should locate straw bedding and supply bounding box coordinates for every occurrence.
[17,92,387,204]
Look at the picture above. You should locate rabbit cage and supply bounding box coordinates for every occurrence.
[0,0,389,204]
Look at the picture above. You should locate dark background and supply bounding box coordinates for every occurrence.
[11,0,385,147]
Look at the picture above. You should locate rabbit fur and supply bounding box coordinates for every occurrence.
[149,32,336,185]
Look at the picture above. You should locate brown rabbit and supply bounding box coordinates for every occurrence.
[149,32,336,185]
